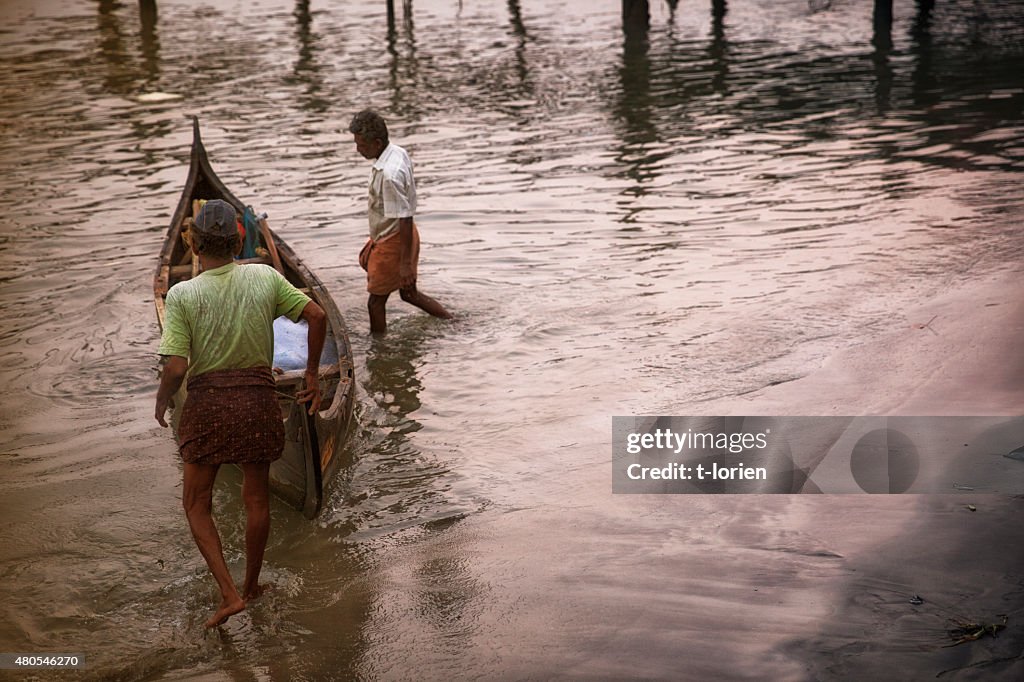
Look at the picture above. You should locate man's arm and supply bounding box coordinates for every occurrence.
[398,216,416,289]
[296,300,327,415]
[155,355,189,427]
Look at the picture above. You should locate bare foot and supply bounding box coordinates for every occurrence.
[205,596,245,628]
[243,583,272,602]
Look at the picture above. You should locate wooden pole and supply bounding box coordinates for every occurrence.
[140,0,156,25]
[873,0,893,48]
[873,0,893,25]
[913,0,936,37]
[622,0,649,34]
[712,0,727,22]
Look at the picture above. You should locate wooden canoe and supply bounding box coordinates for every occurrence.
[154,117,354,519]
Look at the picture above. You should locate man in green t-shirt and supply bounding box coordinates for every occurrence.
[155,199,326,628]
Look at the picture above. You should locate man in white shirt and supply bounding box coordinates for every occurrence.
[349,109,452,333]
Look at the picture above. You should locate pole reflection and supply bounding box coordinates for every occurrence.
[909,0,938,109]
[139,0,159,85]
[507,0,533,97]
[387,0,421,117]
[97,0,131,94]
[709,0,730,96]
[292,0,329,112]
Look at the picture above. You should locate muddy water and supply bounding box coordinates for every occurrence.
[1,0,1023,679]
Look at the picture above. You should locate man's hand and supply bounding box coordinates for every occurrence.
[298,300,326,414]
[399,261,416,289]
[155,355,188,428]
[155,397,171,428]
[296,369,322,415]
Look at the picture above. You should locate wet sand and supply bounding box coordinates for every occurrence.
[708,266,1024,679]
[784,493,1024,680]
[715,266,1024,418]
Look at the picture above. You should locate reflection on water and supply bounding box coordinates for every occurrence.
[139,0,159,85]
[328,329,473,544]
[96,0,128,94]
[387,0,420,118]
[365,334,424,418]
[289,0,329,113]
[1,0,1024,678]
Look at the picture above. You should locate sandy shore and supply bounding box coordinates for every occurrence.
[712,266,1024,418]
[706,266,1024,679]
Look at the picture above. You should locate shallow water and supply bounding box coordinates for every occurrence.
[1,0,1023,679]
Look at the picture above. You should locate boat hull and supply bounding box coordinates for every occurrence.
[154,117,353,518]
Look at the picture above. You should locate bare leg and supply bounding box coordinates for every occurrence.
[182,462,245,628]
[240,461,272,601]
[400,285,452,319]
[368,293,390,334]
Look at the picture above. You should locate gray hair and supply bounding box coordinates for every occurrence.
[348,109,389,145]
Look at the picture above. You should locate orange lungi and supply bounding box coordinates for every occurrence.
[358,223,420,295]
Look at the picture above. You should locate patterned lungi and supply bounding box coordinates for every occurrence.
[178,367,284,465]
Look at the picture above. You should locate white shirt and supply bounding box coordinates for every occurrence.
[367,142,417,242]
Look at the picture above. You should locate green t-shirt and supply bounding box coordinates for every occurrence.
[158,262,311,377]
